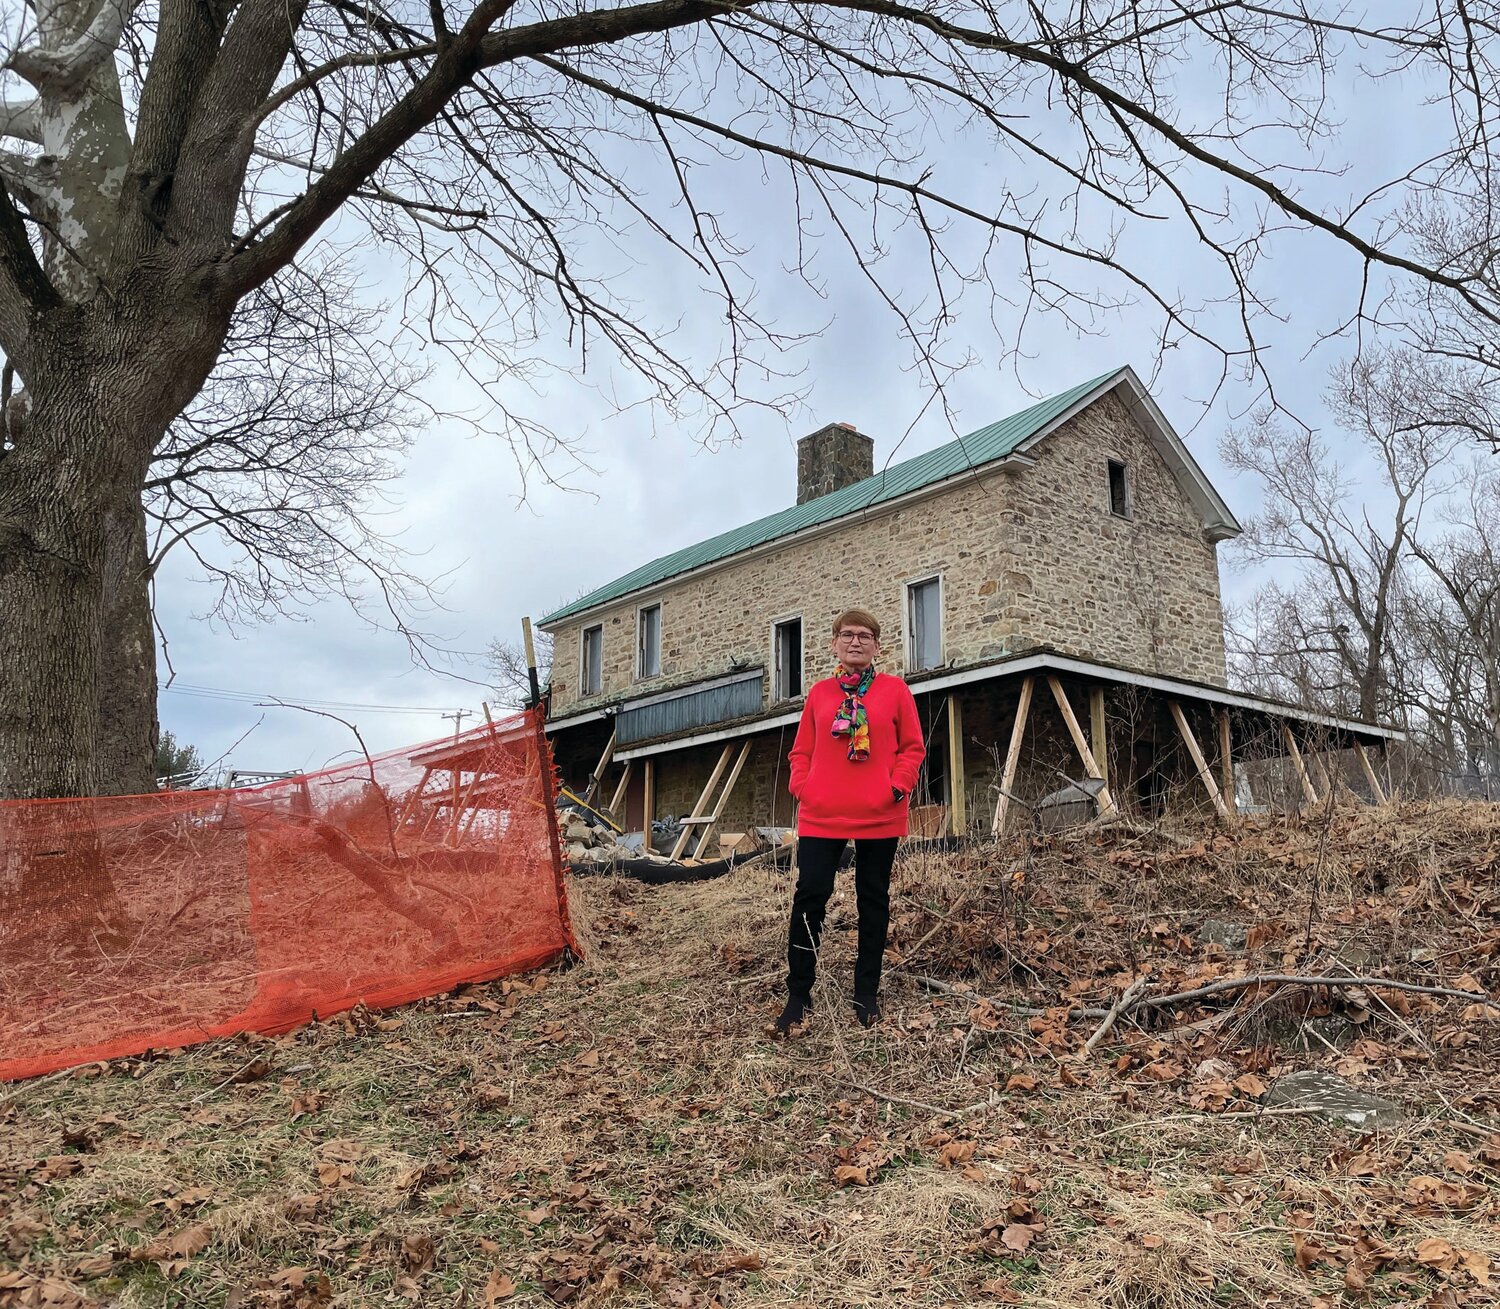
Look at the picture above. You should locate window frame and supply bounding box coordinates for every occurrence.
[635,602,662,681]
[905,573,945,672]
[1107,457,1133,520]
[771,613,805,701]
[580,623,604,698]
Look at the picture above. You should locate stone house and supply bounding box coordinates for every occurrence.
[539,366,1398,846]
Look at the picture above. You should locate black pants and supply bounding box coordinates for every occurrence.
[786,835,898,1003]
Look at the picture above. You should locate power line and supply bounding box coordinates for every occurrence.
[161,682,463,716]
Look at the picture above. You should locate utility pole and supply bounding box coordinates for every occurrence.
[441,709,471,740]
[440,710,471,842]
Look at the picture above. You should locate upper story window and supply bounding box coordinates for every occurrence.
[907,576,942,671]
[1107,458,1132,519]
[637,603,662,679]
[773,616,803,700]
[581,624,603,697]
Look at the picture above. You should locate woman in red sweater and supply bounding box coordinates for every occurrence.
[779,608,926,1033]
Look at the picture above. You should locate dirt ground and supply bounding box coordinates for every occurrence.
[2,801,1498,1307]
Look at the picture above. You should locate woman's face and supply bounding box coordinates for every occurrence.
[831,622,880,671]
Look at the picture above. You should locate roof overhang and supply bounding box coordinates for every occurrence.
[585,650,1401,762]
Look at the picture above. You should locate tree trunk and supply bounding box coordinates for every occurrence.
[0,420,109,800]
[97,499,159,796]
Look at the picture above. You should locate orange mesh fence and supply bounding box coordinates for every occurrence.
[0,708,574,1081]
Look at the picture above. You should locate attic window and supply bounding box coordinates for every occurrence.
[1107,458,1131,519]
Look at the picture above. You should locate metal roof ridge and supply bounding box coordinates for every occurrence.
[538,367,1127,626]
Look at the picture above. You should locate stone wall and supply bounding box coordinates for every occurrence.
[546,387,1228,718]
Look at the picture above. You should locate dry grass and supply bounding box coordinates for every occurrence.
[2,801,1498,1307]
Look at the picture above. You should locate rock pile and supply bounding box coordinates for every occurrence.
[557,808,641,865]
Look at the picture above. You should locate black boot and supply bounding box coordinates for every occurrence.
[853,995,882,1028]
[775,995,811,1036]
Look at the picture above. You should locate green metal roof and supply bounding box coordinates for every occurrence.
[539,368,1124,627]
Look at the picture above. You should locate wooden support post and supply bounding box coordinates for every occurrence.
[582,730,616,805]
[1310,751,1335,801]
[1088,686,1108,788]
[447,765,489,845]
[669,743,736,862]
[609,761,634,818]
[696,740,753,855]
[992,677,1035,835]
[1168,700,1229,820]
[1046,675,1117,816]
[946,695,967,836]
[1280,723,1320,807]
[1353,740,1387,804]
[642,759,656,847]
[1217,709,1237,821]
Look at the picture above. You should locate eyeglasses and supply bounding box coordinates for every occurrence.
[837,631,877,645]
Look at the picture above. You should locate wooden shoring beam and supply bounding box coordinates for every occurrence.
[1168,700,1229,820]
[946,695,967,836]
[1217,709,1237,820]
[669,743,736,862]
[642,759,656,848]
[992,676,1035,835]
[582,730,617,805]
[695,740,754,856]
[1046,675,1117,816]
[1088,686,1108,788]
[1310,750,1336,802]
[1353,740,1388,805]
[394,766,435,834]
[609,761,634,819]
[1280,723,1321,807]
[447,766,488,845]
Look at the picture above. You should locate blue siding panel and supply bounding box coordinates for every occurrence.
[617,673,765,745]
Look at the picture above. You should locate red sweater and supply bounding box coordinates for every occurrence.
[788,672,926,839]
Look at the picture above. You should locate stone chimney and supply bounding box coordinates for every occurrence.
[796,422,874,505]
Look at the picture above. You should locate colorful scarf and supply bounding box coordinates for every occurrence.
[831,662,876,761]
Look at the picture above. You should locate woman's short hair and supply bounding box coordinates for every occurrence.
[832,608,881,639]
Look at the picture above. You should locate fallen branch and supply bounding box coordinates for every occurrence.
[1131,973,1494,1013]
[0,1062,104,1110]
[1082,976,1150,1057]
[914,971,1494,1027]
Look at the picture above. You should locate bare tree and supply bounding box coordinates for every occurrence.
[1406,463,1500,785]
[1222,351,1460,725]
[487,630,553,709]
[2,1,1500,801]
[91,258,431,793]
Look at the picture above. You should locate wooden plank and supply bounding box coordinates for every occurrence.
[1353,740,1387,804]
[991,676,1035,835]
[1088,686,1108,788]
[669,743,735,862]
[946,695,967,836]
[1168,700,1229,820]
[1280,723,1320,807]
[1217,709,1236,819]
[608,761,633,819]
[582,730,617,805]
[642,759,656,848]
[695,740,753,854]
[1046,675,1117,816]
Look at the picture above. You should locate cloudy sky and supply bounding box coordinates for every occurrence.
[152,23,1464,779]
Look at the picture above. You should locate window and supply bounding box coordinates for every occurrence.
[1107,458,1131,518]
[773,617,803,699]
[581,624,603,697]
[637,603,661,679]
[907,576,942,671]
